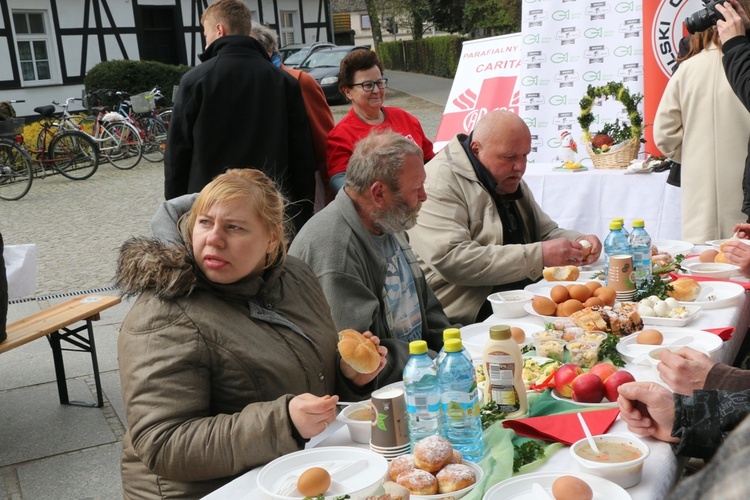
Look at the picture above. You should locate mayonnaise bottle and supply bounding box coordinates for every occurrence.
[482,325,527,419]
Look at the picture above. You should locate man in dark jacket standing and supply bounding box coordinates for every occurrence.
[164,0,316,232]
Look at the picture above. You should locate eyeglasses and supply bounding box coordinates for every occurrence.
[351,78,388,92]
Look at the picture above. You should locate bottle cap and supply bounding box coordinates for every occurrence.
[609,220,623,230]
[489,325,511,340]
[632,219,645,228]
[409,340,428,355]
[444,338,463,353]
[614,217,624,224]
[443,328,461,341]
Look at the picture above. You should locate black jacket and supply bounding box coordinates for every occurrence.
[722,34,750,219]
[164,35,315,231]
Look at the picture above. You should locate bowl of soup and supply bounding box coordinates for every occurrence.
[336,402,372,444]
[570,433,650,488]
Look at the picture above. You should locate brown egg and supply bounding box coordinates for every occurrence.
[568,284,592,303]
[551,475,593,500]
[583,296,605,308]
[594,286,617,307]
[559,299,584,317]
[297,467,331,497]
[532,296,557,316]
[510,327,526,344]
[556,303,567,317]
[715,251,728,263]
[700,249,719,263]
[585,281,602,293]
[637,329,664,345]
[550,285,570,304]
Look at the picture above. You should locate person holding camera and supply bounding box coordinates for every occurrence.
[717,0,750,223]
[653,0,750,243]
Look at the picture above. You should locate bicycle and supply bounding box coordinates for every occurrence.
[127,90,169,163]
[77,90,144,169]
[0,100,100,200]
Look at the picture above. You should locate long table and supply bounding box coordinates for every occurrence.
[206,286,748,499]
[523,163,681,241]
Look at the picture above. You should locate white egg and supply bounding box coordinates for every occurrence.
[665,297,680,309]
[638,305,657,317]
[639,298,654,308]
[648,295,661,304]
[654,301,671,317]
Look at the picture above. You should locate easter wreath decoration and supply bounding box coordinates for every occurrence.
[578,81,644,169]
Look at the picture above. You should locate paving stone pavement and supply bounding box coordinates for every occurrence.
[0,82,448,499]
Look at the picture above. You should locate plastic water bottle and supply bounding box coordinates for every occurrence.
[614,217,630,240]
[604,220,630,286]
[629,219,652,288]
[438,338,485,462]
[437,328,473,366]
[403,340,442,452]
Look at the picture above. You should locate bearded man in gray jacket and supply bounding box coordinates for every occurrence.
[289,129,457,384]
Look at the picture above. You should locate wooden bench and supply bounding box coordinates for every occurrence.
[1,294,121,408]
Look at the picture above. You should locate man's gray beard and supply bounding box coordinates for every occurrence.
[372,200,421,234]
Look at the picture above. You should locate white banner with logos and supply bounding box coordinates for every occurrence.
[520,0,644,163]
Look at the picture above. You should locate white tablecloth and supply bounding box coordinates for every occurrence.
[205,289,749,500]
[524,164,681,241]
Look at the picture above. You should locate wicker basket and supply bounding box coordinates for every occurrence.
[586,137,640,170]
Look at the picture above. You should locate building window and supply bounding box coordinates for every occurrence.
[361,14,371,30]
[279,11,296,46]
[13,11,52,82]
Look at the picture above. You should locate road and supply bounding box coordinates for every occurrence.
[0,90,445,296]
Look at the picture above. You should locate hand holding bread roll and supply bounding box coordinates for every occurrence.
[338,329,380,373]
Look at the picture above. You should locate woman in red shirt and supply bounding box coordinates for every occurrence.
[327,49,435,194]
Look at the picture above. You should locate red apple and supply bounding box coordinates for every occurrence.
[554,363,584,398]
[589,362,618,383]
[603,370,636,403]
[571,373,606,403]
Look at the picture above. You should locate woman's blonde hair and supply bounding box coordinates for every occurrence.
[185,168,289,269]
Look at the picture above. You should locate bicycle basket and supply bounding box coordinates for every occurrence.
[0,117,24,137]
[131,92,155,113]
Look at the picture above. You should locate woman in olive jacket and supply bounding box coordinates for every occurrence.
[115,169,386,499]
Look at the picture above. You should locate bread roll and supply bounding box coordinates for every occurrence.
[388,454,416,481]
[338,329,379,373]
[579,240,592,259]
[543,265,580,281]
[413,435,453,473]
[667,277,701,302]
[396,469,438,495]
[436,463,477,493]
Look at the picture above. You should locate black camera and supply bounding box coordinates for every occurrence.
[685,0,729,34]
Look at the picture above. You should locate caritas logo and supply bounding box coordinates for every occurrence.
[434,76,520,144]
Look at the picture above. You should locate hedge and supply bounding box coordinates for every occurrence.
[83,59,191,106]
[378,35,465,78]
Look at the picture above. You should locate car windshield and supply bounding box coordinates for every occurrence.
[300,50,348,69]
[284,48,310,66]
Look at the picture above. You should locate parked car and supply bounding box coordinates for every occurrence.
[298,46,369,104]
[280,41,335,68]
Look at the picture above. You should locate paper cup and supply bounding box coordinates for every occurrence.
[608,255,635,292]
[369,387,409,448]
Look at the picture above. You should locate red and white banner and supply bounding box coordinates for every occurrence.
[434,34,522,152]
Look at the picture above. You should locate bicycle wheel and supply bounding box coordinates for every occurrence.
[0,140,33,200]
[48,130,100,180]
[135,115,168,162]
[101,121,143,169]
[157,108,172,126]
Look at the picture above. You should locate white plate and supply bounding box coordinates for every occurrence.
[256,447,388,499]
[639,305,701,327]
[482,470,631,499]
[550,388,618,408]
[412,460,484,499]
[678,280,746,309]
[461,321,537,359]
[616,326,723,363]
[653,239,694,256]
[524,281,580,297]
